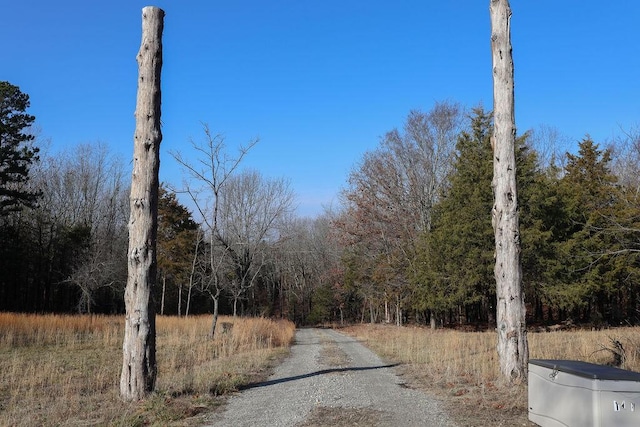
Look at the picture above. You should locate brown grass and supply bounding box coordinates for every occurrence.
[317,330,350,368]
[298,406,390,427]
[5,315,638,426]
[0,313,295,427]
[343,324,640,426]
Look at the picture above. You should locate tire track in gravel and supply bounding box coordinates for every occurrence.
[206,328,457,427]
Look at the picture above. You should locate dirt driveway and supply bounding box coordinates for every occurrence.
[206,328,456,426]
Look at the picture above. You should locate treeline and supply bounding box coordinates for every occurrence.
[3,81,640,328]
[0,142,129,313]
[0,82,339,324]
[336,103,640,328]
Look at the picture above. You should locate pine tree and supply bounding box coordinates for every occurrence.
[413,107,543,326]
[414,107,495,324]
[157,186,199,315]
[0,81,39,214]
[552,137,625,322]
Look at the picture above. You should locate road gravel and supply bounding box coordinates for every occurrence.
[206,328,457,426]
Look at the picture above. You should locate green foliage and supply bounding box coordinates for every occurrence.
[1,90,639,327]
[411,106,548,324]
[0,81,39,215]
[157,185,200,314]
[412,107,495,321]
[307,282,334,325]
[518,163,565,311]
[545,138,633,321]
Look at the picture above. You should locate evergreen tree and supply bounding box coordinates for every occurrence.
[0,81,39,215]
[413,106,544,325]
[157,186,199,315]
[519,160,566,322]
[550,137,628,322]
[413,107,495,324]
[607,183,640,323]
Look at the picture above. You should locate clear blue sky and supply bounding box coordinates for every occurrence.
[3,1,639,217]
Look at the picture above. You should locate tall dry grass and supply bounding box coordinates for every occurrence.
[343,324,640,424]
[0,313,295,427]
[345,324,640,386]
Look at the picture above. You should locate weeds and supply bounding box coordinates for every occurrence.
[4,314,638,427]
[0,313,295,427]
[343,324,640,426]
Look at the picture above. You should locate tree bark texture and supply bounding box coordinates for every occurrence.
[210,295,220,337]
[489,0,528,382]
[120,6,164,401]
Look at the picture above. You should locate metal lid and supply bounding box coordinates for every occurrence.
[529,359,640,381]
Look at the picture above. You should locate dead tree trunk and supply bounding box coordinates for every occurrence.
[120,6,164,402]
[489,0,528,382]
[210,293,220,337]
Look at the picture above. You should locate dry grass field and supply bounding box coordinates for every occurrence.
[3,315,640,427]
[0,313,295,427]
[343,324,640,426]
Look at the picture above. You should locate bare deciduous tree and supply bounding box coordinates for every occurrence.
[336,102,463,326]
[490,0,528,382]
[218,170,295,316]
[528,124,569,171]
[171,124,257,336]
[184,228,204,317]
[270,212,343,324]
[30,143,129,314]
[612,126,640,193]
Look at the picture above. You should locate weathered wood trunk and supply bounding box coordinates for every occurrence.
[160,274,166,315]
[489,0,528,382]
[120,6,164,402]
[210,295,220,338]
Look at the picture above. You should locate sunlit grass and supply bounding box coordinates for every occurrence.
[344,324,640,385]
[343,324,640,424]
[0,313,295,427]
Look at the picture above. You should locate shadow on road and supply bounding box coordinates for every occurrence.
[238,364,401,391]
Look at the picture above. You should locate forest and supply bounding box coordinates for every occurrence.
[2,80,640,329]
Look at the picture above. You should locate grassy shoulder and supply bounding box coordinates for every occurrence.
[0,313,295,427]
[341,324,640,427]
[5,315,638,427]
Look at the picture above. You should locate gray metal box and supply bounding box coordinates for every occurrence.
[529,359,640,427]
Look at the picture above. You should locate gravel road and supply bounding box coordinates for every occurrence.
[207,328,457,426]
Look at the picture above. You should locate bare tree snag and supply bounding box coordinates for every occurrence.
[120,6,164,401]
[489,0,528,382]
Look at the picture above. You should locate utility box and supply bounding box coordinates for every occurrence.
[529,359,640,427]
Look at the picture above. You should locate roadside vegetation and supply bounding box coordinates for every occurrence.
[3,312,640,426]
[0,313,295,427]
[344,324,640,426]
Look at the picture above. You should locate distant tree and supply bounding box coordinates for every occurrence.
[171,123,257,337]
[157,186,199,315]
[0,81,40,215]
[271,212,346,325]
[528,124,569,171]
[413,107,495,327]
[0,142,129,313]
[607,130,640,322]
[184,228,204,317]
[414,107,545,329]
[611,126,640,192]
[551,138,628,322]
[383,102,465,232]
[53,143,129,314]
[218,170,295,316]
[516,143,562,323]
[337,101,463,325]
